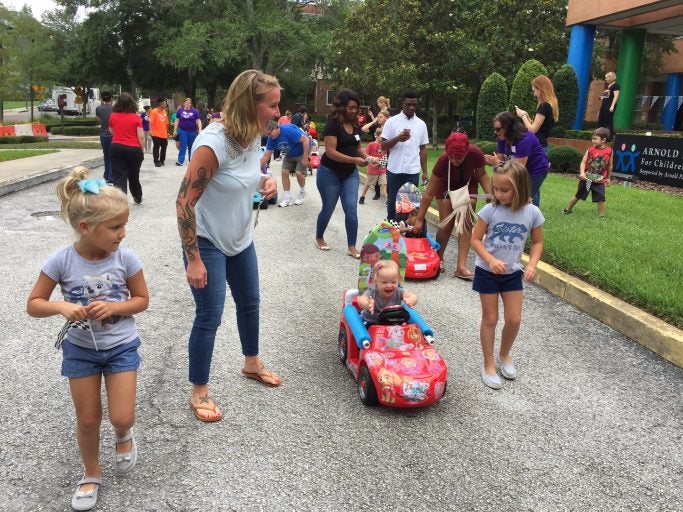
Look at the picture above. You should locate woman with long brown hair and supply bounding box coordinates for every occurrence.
[514,75,559,153]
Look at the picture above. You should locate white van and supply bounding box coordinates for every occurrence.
[52,86,100,115]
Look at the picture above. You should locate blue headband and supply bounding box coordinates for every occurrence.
[78,178,107,194]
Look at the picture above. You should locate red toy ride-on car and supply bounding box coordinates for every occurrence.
[393,183,441,279]
[339,221,448,407]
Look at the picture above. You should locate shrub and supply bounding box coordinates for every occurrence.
[508,59,548,115]
[0,135,49,144]
[476,72,508,141]
[552,64,579,129]
[472,140,496,155]
[64,126,101,136]
[50,126,100,135]
[548,145,583,172]
[549,126,566,138]
[42,116,100,128]
[564,130,593,140]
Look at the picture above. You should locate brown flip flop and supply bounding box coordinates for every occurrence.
[454,272,474,281]
[241,367,282,387]
[189,399,223,423]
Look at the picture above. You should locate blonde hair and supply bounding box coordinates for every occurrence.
[374,259,399,280]
[531,75,559,122]
[491,161,531,212]
[377,96,390,110]
[56,166,128,233]
[221,69,281,145]
[605,71,616,82]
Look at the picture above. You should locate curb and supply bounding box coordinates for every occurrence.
[359,174,683,368]
[520,255,683,368]
[0,157,103,197]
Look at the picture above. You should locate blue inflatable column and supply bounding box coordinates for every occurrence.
[662,73,682,131]
[567,24,596,130]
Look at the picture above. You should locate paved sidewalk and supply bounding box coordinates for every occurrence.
[0,145,681,511]
[0,149,102,197]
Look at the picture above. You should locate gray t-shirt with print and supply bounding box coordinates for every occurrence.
[42,245,143,350]
[474,203,544,274]
[361,285,404,324]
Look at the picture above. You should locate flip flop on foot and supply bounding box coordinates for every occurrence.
[189,396,223,423]
[315,240,330,251]
[241,365,282,387]
[346,249,360,259]
[454,270,474,281]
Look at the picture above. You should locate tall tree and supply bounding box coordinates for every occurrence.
[8,7,56,121]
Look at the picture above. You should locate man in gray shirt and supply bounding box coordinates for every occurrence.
[95,91,113,182]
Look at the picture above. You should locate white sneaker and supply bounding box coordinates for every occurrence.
[278,198,292,207]
[294,191,305,205]
[496,354,517,380]
[481,368,502,389]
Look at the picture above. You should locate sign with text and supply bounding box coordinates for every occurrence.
[612,134,683,188]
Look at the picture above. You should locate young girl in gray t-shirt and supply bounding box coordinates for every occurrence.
[27,167,149,511]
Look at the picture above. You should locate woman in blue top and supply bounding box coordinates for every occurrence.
[175,70,281,423]
[484,111,549,207]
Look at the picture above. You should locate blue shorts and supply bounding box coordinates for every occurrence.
[61,337,141,378]
[472,266,523,294]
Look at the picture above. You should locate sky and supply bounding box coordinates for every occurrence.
[3,0,59,20]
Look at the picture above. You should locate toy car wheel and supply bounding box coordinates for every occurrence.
[338,325,348,364]
[358,366,378,406]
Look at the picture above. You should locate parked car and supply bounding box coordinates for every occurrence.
[38,99,55,112]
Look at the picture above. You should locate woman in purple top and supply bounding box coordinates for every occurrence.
[172,98,202,166]
[484,111,549,207]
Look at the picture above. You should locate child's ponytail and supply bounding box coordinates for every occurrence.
[56,166,128,232]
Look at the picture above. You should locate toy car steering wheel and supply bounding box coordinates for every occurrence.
[376,305,410,326]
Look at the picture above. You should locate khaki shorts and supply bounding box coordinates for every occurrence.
[366,173,387,187]
[282,154,307,174]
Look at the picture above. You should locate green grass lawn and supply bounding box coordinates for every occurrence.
[0,149,59,162]
[538,174,682,329]
[2,100,29,110]
[0,141,102,150]
[361,147,683,328]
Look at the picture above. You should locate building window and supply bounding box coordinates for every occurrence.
[326,90,335,106]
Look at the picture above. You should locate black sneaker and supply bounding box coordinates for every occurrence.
[134,196,142,204]
[175,162,182,166]
[372,194,380,200]
[358,196,365,204]
[154,162,161,167]
[563,208,572,214]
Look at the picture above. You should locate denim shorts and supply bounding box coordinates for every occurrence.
[472,266,524,294]
[61,337,141,378]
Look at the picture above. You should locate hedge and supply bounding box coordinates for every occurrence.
[0,135,49,144]
[508,59,548,116]
[50,126,101,136]
[472,140,497,155]
[552,64,578,129]
[41,116,100,127]
[548,145,583,172]
[476,72,508,141]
